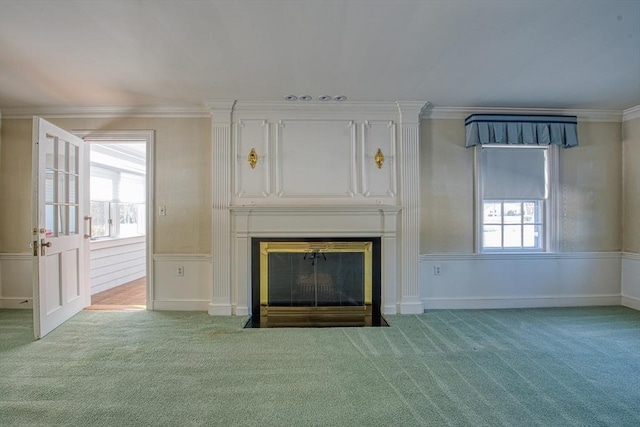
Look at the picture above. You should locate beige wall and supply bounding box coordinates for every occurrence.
[622,116,640,253]
[0,117,211,255]
[560,121,621,251]
[419,118,474,253]
[0,114,629,256]
[0,119,33,254]
[419,118,622,254]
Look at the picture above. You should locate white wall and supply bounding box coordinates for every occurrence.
[621,253,640,310]
[0,253,32,309]
[621,114,639,310]
[90,237,146,294]
[152,254,211,311]
[420,253,621,309]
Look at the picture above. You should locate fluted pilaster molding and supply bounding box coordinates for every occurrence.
[207,100,236,315]
[397,102,428,314]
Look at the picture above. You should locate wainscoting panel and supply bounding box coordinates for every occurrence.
[361,120,396,198]
[0,253,33,309]
[420,253,622,309]
[275,119,357,198]
[90,238,146,295]
[152,254,211,311]
[233,119,270,199]
[621,252,640,310]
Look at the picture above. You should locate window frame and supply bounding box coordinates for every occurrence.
[89,163,146,240]
[474,144,559,253]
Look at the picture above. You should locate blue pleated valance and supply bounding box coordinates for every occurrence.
[465,114,578,148]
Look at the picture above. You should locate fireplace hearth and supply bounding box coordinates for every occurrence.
[247,238,386,327]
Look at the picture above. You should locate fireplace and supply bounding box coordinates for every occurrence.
[249,238,384,327]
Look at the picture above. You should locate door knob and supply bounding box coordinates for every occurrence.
[40,239,52,256]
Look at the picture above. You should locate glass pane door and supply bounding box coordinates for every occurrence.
[44,133,79,237]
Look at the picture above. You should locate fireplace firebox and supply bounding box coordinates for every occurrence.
[248,238,385,327]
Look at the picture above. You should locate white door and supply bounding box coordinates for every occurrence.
[32,117,90,339]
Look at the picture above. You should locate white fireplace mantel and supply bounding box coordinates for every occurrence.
[208,100,427,317]
[231,205,401,316]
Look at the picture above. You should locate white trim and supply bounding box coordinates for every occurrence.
[621,253,639,311]
[622,252,640,261]
[547,145,560,253]
[73,130,154,142]
[474,145,554,253]
[422,295,622,310]
[90,236,145,250]
[146,133,155,310]
[230,205,401,213]
[384,304,398,315]
[0,297,33,309]
[424,106,623,122]
[208,303,233,315]
[621,296,640,311]
[473,147,481,253]
[420,251,622,262]
[78,130,155,310]
[209,100,410,119]
[235,306,249,316]
[153,300,211,311]
[152,254,212,262]
[400,301,425,314]
[1,105,631,122]
[623,105,640,121]
[0,253,32,261]
[1,106,211,119]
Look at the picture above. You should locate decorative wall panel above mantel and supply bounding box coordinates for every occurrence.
[231,111,399,205]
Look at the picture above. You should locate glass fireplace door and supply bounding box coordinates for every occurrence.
[259,241,372,326]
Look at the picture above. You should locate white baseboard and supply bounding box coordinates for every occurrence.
[621,295,640,311]
[383,304,398,315]
[153,300,210,311]
[0,297,33,309]
[208,303,233,315]
[621,253,639,311]
[400,301,425,314]
[423,295,622,310]
[235,305,249,316]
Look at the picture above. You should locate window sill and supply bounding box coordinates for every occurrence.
[90,235,145,250]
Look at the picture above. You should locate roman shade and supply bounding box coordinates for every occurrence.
[481,147,547,199]
[465,114,578,148]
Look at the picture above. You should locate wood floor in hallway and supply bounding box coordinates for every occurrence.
[87,277,146,310]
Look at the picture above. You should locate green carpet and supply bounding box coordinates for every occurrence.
[1,307,638,426]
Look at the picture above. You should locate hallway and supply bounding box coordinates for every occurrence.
[87,277,146,310]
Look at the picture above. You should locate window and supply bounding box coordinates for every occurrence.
[89,143,146,239]
[483,200,543,249]
[476,145,557,252]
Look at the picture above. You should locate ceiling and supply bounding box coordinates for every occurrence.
[1,0,639,112]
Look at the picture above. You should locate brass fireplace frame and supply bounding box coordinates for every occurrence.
[259,241,373,326]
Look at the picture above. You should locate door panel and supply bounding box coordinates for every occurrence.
[32,117,89,339]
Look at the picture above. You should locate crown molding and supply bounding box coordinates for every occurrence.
[204,100,237,113]
[212,100,416,121]
[2,103,633,122]
[397,101,432,123]
[623,105,640,122]
[205,100,237,124]
[423,106,624,122]
[0,105,212,119]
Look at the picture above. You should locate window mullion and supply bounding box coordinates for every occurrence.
[520,201,524,249]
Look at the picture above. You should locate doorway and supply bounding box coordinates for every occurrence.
[77,131,154,311]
